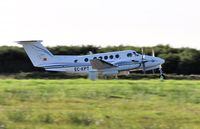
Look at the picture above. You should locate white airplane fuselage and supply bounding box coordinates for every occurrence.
[41,50,164,75]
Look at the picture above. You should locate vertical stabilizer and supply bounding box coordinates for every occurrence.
[16,40,54,67]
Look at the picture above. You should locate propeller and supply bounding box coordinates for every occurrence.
[139,47,165,79]
[141,48,146,74]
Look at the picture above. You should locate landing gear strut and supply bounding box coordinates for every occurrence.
[159,66,166,80]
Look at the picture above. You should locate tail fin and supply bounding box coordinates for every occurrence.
[16,40,54,67]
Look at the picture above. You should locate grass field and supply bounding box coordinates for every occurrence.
[0,79,199,129]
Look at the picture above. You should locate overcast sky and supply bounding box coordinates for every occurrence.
[0,0,200,49]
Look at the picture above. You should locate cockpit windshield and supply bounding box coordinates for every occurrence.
[133,51,139,56]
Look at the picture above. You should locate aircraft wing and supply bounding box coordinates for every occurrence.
[90,59,117,70]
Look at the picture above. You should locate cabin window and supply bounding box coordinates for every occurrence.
[74,59,78,63]
[84,58,89,62]
[127,53,132,57]
[115,54,119,58]
[109,55,114,59]
[98,56,103,60]
[93,57,97,59]
[104,56,108,60]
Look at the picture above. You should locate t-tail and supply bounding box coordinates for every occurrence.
[16,40,54,67]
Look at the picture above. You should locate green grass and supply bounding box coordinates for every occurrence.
[0,79,199,129]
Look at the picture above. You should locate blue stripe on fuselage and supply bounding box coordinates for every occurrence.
[43,63,90,69]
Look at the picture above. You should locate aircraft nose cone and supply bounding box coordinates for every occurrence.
[158,58,165,64]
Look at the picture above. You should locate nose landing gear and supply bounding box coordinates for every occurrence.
[159,65,166,80]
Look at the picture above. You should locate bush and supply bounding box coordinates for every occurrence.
[38,113,55,124]
[68,112,96,126]
[7,110,28,122]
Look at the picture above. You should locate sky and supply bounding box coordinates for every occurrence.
[0,0,200,49]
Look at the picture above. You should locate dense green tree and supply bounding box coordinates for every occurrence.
[0,45,200,74]
[178,48,200,74]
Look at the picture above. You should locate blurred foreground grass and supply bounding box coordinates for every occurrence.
[0,79,199,129]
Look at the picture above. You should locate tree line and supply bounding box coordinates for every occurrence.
[0,45,200,74]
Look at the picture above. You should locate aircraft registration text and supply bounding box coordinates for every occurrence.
[74,66,89,72]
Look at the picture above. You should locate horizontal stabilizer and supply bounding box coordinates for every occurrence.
[16,40,43,44]
[90,59,116,70]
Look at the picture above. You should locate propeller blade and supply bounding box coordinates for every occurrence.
[142,62,146,74]
[152,49,155,57]
[141,48,144,54]
[141,48,145,59]
[141,47,146,74]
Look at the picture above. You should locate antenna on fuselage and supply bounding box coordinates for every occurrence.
[88,51,93,55]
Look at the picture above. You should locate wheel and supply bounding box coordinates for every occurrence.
[160,74,166,80]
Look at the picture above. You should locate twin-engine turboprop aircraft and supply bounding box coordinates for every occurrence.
[17,40,165,80]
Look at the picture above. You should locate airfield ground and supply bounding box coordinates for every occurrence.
[0,79,199,129]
